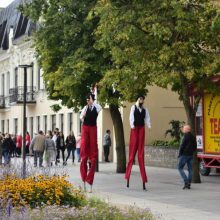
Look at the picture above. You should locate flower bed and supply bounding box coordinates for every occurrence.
[0,175,85,208]
[0,198,156,220]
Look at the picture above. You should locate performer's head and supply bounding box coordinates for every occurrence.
[136,95,145,107]
[86,93,95,105]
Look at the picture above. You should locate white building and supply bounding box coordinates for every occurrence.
[0,1,81,137]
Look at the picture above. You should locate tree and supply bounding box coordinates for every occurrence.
[94,0,220,182]
[21,0,149,173]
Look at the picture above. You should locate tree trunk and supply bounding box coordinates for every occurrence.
[180,74,201,183]
[109,104,126,173]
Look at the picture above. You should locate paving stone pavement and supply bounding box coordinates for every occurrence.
[8,157,220,220]
[66,162,220,220]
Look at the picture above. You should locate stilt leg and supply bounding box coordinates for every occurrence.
[127,179,129,188]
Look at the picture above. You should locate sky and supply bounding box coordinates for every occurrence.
[0,0,14,8]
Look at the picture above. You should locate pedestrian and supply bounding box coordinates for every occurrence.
[80,93,102,192]
[178,124,197,189]
[16,133,22,157]
[64,131,76,165]
[47,130,53,138]
[11,134,17,157]
[103,130,111,162]
[2,133,13,166]
[26,131,31,155]
[30,130,46,167]
[76,133,81,162]
[44,134,56,167]
[7,134,14,159]
[56,131,66,165]
[125,95,151,190]
[52,131,59,164]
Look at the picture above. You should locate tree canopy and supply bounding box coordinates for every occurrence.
[21,0,220,177]
[95,0,220,109]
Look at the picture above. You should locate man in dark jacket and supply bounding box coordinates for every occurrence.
[178,125,197,189]
[103,130,111,162]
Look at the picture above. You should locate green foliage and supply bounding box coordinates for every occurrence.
[94,0,220,128]
[21,0,105,110]
[50,104,62,112]
[165,120,185,142]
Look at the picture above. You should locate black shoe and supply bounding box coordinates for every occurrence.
[183,183,190,190]
[127,179,129,188]
[143,182,147,191]
[63,161,67,166]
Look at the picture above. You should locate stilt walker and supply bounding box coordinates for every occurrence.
[125,95,151,190]
[80,93,101,193]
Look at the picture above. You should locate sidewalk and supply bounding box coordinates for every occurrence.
[66,162,220,220]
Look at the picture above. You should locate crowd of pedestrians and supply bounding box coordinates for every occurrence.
[0,129,81,167]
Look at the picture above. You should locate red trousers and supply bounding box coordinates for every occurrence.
[80,125,98,185]
[125,126,148,183]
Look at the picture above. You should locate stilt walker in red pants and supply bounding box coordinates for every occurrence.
[125,95,151,190]
[80,93,101,193]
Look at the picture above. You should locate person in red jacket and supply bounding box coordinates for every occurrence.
[16,134,22,157]
[26,132,31,155]
[80,93,101,193]
[125,95,151,190]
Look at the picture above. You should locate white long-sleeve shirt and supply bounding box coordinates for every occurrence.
[129,104,151,129]
[80,103,102,121]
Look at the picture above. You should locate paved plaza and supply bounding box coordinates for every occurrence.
[7,158,220,220]
[66,162,220,220]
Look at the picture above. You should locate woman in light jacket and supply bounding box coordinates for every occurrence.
[44,134,56,167]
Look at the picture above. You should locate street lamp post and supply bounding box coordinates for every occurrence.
[18,64,33,179]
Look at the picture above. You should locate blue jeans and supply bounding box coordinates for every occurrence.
[178,155,193,184]
[34,151,44,167]
[3,151,10,165]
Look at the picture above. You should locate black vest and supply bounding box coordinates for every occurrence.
[83,106,98,126]
[134,105,146,126]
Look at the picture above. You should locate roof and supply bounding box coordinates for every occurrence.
[0,0,35,50]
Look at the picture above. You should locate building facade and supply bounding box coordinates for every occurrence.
[0,0,187,162]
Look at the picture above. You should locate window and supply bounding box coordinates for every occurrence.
[60,114,64,132]
[7,119,9,133]
[15,68,18,88]
[68,113,73,133]
[1,74,5,95]
[51,115,56,131]
[36,116,40,132]
[1,120,4,133]
[30,117,33,138]
[38,66,41,90]
[14,118,18,135]
[6,72,10,95]
[44,115,47,134]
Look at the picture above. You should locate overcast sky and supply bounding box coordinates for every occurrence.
[0,0,14,8]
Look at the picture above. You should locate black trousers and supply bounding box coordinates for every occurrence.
[103,145,110,162]
[66,148,76,163]
[56,148,65,162]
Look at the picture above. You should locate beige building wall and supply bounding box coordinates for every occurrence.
[100,86,187,162]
